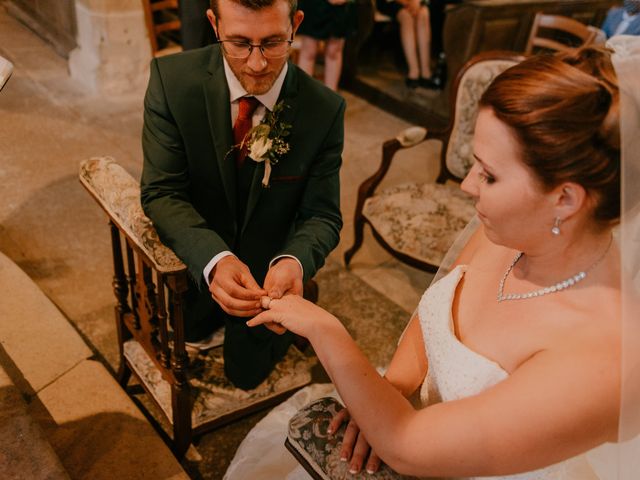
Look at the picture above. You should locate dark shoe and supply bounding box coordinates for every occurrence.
[419,76,440,90]
[405,77,420,89]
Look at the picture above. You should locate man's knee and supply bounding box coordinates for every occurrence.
[223,324,293,389]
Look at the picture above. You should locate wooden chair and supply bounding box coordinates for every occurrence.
[0,55,13,91]
[343,51,524,273]
[524,13,604,56]
[141,0,182,57]
[79,157,315,458]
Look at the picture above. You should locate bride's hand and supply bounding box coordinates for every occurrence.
[328,407,382,474]
[246,294,337,338]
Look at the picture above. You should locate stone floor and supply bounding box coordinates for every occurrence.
[0,3,443,478]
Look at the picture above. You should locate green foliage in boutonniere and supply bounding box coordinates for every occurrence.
[243,101,291,187]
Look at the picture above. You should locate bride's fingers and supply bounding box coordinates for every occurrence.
[327,407,350,435]
[339,418,360,462]
[349,431,372,474]
[246,309,278,327]
[365,450,382,474]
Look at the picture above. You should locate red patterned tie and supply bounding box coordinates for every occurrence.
[233,96,260,167]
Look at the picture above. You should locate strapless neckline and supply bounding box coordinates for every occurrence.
[445,265,509,376]
[417,265,598,479]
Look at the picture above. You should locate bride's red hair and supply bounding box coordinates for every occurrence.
[480,47,620,225]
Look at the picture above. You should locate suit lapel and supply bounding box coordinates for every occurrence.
[203,47,237,216]
[241,62,300,235]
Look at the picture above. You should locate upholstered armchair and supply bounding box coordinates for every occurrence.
[79,157,314,458]
[343,51,524,273]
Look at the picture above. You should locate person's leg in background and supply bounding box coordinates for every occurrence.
[416,4,433,82]
[297,35,320,77]
[397,7,421,87]
[427,0,463,88]
[179,0,216,50]
[323,37,346,91]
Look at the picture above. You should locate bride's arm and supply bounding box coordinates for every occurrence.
[248,300,619,477]
[383,314,428,396]
[326,313,427,474]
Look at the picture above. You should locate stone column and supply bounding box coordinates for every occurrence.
[69,0,152,95]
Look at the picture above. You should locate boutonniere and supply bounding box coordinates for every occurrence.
[242,101,291,187]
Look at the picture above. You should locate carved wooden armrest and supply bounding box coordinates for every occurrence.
[356,126,446,214]
[78,156,185,274]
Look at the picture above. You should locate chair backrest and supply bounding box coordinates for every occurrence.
[524,13,599,56]
[444,52,524,180]
[141,0,182,57]
[0,55,13,91]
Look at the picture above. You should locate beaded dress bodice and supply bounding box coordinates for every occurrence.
[417,266,598,480]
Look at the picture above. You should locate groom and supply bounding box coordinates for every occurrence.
[141,0,344,389]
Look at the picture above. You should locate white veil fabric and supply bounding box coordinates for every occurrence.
[609,34,640,480]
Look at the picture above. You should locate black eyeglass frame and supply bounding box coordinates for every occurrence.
[217,37,294,59]
[214,18,295,59]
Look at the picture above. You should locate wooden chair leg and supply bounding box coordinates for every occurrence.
[343,213,366,268]
[172,384,192,459]
[344,138,403,268]
[170,278,192,460]
[110,222,133,387]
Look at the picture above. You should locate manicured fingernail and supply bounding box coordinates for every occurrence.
[366,468,375,474]
[340,456,347,462]
[349,466,358,474]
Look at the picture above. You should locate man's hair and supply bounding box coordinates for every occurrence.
[210,0,298,21]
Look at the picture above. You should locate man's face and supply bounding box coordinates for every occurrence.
[208,0,304,95]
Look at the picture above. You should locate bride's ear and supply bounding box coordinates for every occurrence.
[552,182,588,220]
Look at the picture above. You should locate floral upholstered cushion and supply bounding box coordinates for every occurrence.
[79,157,184,273]
[446,59,521,179]
[287,397,419,480]
[124,339,315,429]
[363,182,476,267]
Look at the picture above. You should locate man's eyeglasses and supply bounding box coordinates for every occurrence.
[218,38,293,59]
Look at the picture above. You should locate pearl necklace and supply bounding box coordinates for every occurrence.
[497,237,613,302]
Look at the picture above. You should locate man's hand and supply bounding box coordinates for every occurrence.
[209,256,265,317]
[263,257,303,300]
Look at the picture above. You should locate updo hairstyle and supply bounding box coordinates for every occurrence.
[480,47,620,225]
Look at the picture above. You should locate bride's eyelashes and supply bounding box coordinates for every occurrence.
[479,169,496,184]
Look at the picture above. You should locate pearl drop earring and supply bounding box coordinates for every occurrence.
[551,217,562,236]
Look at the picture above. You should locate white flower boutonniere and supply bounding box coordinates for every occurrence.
[242,101,291,187]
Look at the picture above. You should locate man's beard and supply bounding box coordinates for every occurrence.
[227,56,287,95]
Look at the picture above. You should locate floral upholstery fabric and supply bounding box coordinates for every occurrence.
[124,339,315,429]
[287,397,420,480]
[363,182,476,267]
[79,157,184,273]
[446,59,521,179]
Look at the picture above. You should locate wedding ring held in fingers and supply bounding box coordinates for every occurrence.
[261,296,272,310]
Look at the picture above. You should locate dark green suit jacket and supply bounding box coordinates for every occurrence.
[140,45,344,388]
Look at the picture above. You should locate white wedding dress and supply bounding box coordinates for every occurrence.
[225,267,607,480]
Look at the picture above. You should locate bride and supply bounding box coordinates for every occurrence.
[235,38,640,479]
